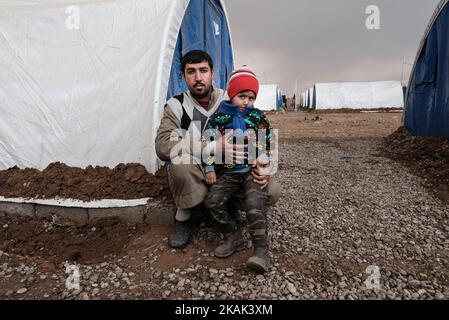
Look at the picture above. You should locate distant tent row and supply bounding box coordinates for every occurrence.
[404,0,449,138]
[298,81,404,110]
[254,84,284,111]
[308,87,315,109]
[299,87,315,109]
[297,87,315,109]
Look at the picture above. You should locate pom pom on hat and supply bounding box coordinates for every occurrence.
[227,68,259,100]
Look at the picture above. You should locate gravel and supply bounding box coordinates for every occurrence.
[16,288,28,294]
[1,138,448,300]
[265,140,449,300]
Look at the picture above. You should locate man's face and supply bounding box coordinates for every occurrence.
[183,61,214,99]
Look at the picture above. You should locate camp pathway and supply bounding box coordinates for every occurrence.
[272,138,449,299]
[1,121,449,299]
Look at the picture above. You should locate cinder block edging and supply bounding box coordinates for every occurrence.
[0,198,175,226]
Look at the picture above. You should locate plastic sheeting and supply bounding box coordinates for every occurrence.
[253,84,282,111]
[404,0,449,138]
[0,0,234,173]
[167,0,233,99]
[299,93,305,107]
[308,87,315,110]
[277,87,283,110]
[313,81,404,109]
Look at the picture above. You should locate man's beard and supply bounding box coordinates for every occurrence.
[190,83,212,100]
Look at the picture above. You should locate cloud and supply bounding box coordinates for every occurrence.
[225,0,440,95]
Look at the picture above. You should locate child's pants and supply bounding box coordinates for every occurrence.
[204,171,269,249]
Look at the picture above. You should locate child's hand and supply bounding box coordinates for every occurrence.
[205,172,217,185]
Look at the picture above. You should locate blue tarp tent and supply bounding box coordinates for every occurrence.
[276,87,283,110]
[167,0,234,99]
[404,0,449,138]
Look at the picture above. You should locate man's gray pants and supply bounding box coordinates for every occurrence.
[167,164,281,221]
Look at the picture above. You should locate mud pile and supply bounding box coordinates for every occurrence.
[0,162,172,202]
[382,126,449,202]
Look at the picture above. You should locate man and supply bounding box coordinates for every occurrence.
[155,50,280,249]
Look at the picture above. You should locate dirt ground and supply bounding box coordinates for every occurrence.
[1,110,449,300]
[381,126,449,203]
[0,163,172,203]
[268,110,403,141]
[270,110,449,203]
[0,111,402,202]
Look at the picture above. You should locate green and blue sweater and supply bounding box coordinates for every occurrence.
[203,100,273,173]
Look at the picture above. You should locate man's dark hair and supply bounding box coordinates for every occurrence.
[181,50,214,73]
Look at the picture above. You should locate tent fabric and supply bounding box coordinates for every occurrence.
[300,93,305,107]
[307,89,310,107]
[313,81,404,109]
[404,0,449,138]
[309,87,315,110]
[304,87,314,109]
[167,0,233,99]
[276,87,283,110]
[0,0,233,173]
[253,84,282,111]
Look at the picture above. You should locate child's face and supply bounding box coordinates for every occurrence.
[231,90,256,108]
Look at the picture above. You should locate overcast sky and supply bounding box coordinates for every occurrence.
[225,0,440,95]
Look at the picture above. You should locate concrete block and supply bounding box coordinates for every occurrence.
[36,205,88,226]
[88,206,145,225]
[146,202,175,226]
[0,202,35,218]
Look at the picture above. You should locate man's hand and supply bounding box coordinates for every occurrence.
[256,156,272,176]
[205,172,217,186]
[251,157,272,189]
[220,130,246,164]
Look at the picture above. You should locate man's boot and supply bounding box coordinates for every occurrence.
[169,219,192,249]
[247,246,270,273]
[214,229,245,258]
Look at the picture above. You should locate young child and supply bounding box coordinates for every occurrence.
[203,68,274,272]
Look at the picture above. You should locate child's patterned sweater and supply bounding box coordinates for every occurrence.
[203,100,274,173]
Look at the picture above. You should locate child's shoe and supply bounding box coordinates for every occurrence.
[247,246,270,272]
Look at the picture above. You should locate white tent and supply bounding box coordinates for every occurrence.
[308,87,315,110]
[0,0,233,173]
[313,81,404,109]
[253,84,282,111]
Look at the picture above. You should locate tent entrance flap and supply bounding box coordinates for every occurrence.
[167,0,233,99]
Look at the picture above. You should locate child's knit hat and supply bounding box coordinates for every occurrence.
[227,67,259,100]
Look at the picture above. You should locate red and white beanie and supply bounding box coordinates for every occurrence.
[227,68,259,100]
